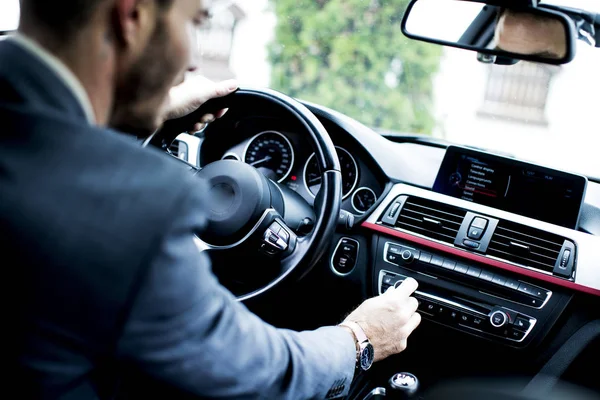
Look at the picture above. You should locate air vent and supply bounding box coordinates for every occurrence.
[395,197,467,244]
[488,220,566,274]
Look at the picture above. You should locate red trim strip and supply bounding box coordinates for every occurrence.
[362,221,600,297]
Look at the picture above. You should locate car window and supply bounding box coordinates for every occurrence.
[225,0,600,179]
[1,0,598,179]
[0,0,19,32]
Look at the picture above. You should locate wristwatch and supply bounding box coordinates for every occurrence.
[339,321,375,371]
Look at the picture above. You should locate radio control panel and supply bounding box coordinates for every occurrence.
[373,235,572,347]
[383,241,552,309]
[379,270,536,343]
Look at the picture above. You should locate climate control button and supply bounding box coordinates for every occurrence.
[490,310,508,328]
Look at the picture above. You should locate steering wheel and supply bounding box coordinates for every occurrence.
[149,88,342,302]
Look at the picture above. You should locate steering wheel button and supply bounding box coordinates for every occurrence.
[260,243,278,256]
[278,228,289,242]
[275,237,288,250]
[268,222,281,235]
[267,232,279,244]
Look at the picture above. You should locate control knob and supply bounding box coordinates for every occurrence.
[489,310,508,328]
[401,249,415,264]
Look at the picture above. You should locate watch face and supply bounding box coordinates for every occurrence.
[360,343,375,371]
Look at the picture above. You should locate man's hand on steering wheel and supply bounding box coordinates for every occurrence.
[163,74,239,133]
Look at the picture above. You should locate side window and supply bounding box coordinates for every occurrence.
[0,0,20,35]
[478,62,560,126]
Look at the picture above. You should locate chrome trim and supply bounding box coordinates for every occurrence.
[193,208,276,250]
[366,183,600,292]
[303,146,358,200]
[221,152,241,161]
[263,227,288,251]
[383,241,416,267]
[382,239,552,310]
[383,241,438,279]
[242,130,295,183]
[378,270,537,343]
[489,310,507,328]
[330,237,360,276]
[485,254,555,278]
[376,222,562,280]
[351,187,378,215]
[378,270,486,317]
[479,282,553,310]
[362,387,386,399]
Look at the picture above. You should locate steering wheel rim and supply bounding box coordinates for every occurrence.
[149,87,343,302]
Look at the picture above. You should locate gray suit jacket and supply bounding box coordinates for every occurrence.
[0,38,355,399]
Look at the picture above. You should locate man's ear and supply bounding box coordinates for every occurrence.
[113,0,158,48]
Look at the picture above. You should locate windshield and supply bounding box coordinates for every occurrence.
[231,0,600,179]
[2,0,599,179]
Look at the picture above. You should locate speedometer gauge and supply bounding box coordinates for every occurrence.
[304,146,358,199]
[243,131,294,183]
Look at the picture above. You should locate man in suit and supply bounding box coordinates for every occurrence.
[1,0,421,398]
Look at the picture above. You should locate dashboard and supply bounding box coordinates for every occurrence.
[171,98,600,353]
[168,94,600,395]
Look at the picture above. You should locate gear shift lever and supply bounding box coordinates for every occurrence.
[386,372,420,400]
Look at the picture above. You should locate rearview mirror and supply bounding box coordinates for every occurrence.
[401,0,577,64]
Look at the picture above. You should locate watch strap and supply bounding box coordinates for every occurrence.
[339,321,369,345]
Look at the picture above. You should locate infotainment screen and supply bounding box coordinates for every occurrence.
[433,146,588,229]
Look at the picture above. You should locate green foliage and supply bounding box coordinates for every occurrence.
[268,0,442,134]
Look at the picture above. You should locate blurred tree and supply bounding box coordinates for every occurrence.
[268,0,442,134]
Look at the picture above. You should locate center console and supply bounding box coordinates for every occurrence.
[372,235,572,347]
[357,145,600,348]
[378,239,545,344]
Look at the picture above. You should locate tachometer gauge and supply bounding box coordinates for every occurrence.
[304,146,358,199]
[351,187,377,214]
[243,131,294,183]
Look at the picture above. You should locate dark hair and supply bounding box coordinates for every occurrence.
[19,0,173,37]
